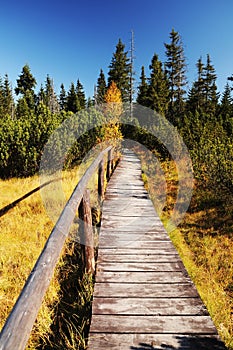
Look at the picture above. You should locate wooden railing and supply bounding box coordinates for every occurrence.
[0,146,116,350]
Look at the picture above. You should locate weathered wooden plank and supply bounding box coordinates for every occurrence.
[95,271,191,283]
[99,233,171,241]
[92,297,208,316]
[88,333,226,350]
[93,282,199,298]
[98,254,179,263]
[97,261,183,272]
[97,248,180,255]
[97,240,176,249]
[101,220,164,229]
[90,315,217,334]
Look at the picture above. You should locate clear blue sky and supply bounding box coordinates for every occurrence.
[1,0,233,99]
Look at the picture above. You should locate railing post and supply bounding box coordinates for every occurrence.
[106,148,112,181]
[79,189,95,274]
[98,159,104,200]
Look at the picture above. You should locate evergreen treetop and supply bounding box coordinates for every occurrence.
[108,39,131,102]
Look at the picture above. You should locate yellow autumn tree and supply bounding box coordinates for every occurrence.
[101,81,123,145]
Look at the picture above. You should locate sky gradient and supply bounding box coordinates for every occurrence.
[1,0,233,99]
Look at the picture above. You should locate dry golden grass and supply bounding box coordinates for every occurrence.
[0,158,100,349]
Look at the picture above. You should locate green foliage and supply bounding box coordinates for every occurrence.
[108,39,131,102]
[147,54,169,116]
[137,66,149,106]
[186,55,219,117]
[0,107,64,178]
[0,74,14,118]
[95,69,107,104]
[164,28,187,123]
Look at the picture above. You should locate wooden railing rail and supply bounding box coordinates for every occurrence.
[0,146,116,350]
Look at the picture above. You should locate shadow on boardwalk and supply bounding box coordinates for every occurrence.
[130,335,227,350]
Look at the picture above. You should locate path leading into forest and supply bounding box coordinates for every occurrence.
[87,150,226,350]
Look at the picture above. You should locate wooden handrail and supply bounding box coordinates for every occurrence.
[0,146,115,350]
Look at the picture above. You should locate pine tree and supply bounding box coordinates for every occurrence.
[37,84,46,105]
[15,64,37,114]
[164,29,187,123]
[220,83,233,134]
[147,54,169,116]
[2,74,14,117]
[96,69,107,104]
[108,39,131,102]
[221,83,232,115]
[186,55,219,117]
[186,57,205,115]
[59,83,67,110]
[67,82,79,113]
[44,75,60,114]
[137,66,149,106]
[15,64,36,96]
[202,54,219,115]
[76,79,86,110]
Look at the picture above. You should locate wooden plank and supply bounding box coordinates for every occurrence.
[88,333,226,350]
[90,315,217,334]
[97,240,176,249]
[93,282,199,298]
[92,297,208,316]
[95,271,191,283]
[96,261,184,272]
[98,254,179,263]
[97,248,180,255]
[98,233,171,241]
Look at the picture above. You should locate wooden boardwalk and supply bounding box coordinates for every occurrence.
[88,150,226,350]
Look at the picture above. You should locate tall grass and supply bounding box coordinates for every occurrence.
[0,161,100,349]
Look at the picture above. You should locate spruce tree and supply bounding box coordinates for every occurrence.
[15,64,36,96]
[45,75,60,114]
[108,39,131,102]
[15,64,37,114]
[2,74,14,117]
[37,84,46,105]
[147,54,169,116]
[164,29,187,123]
[137,66,149,107]
[96,69,107,104]
[220,83,233,134]
[186,55,219,117]
[76,79,86,110]
[59,83,67,111]
[202,54,219,116]
[67,82,79,113]
[221,83,232,115]
[186,57,205,115]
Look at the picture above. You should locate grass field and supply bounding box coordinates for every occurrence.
[0,160,101,349]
